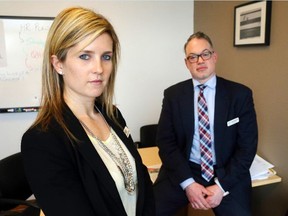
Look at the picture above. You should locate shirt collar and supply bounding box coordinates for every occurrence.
[192,75,216,90]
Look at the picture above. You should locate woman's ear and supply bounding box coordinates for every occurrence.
[51,55,64,75]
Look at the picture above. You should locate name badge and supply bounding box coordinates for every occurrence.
[227,117,239,127]
[123,126,130,138]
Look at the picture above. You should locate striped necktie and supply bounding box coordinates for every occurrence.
[198,84,214,182]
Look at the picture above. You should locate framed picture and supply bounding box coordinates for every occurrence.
[234,1,272,46]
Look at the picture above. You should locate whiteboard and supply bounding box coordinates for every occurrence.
[0,16,53,112]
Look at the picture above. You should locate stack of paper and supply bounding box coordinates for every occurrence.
[250,154,276,180]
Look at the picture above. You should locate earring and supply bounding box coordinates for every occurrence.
[59,71,63,75]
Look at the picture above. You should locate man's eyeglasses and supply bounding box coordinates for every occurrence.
[186,50,214,63]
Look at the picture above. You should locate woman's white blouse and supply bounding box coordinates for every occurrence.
[88,129,138,216]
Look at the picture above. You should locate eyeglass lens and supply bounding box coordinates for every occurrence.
[187,50,213,63]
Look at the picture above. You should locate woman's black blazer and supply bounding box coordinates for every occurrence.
[21,103,155,216]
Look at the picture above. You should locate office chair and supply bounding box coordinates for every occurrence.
[0,152,39,216]
[137,124,158,148]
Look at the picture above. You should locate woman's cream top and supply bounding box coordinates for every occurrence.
[88,129,138,216]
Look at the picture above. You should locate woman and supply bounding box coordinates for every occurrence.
[21,7,155,216]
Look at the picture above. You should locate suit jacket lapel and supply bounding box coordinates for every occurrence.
[98,106,147,212]
[179,80,195,158]
[99,106,140,161]
[214,77,229,164]
[63,105,126,213]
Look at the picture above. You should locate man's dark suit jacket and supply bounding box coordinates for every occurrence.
[156,76,258,210]
[21,103,155,216]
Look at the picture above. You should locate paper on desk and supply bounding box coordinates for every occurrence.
[250,154,275,180]
[252,169,277,180]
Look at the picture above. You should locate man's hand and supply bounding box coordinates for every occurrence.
[185,182,214,210]
[205,184,224,208]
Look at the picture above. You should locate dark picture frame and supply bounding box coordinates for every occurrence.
[234,1,272,47]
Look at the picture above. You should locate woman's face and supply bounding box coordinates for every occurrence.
[53,33,113,103]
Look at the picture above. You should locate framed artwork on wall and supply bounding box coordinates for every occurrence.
[234,1,272,47]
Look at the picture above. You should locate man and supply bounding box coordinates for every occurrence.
[153,31,258,216]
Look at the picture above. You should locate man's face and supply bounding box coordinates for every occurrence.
[185,38,217,84]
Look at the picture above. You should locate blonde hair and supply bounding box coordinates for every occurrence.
[32,7,120,141]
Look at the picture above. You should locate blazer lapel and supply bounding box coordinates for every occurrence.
[178,80,195,158]
[99,106,148,213]
[99,106,139,159]
[214,77,229,164]
[63,105,126,213]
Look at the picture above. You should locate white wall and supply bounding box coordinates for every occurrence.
[0,0,193,159]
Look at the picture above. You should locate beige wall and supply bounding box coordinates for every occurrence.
[194,1,288,216]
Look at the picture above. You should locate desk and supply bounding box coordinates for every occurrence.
[138,147,162,166]
[252,174,282,187]
[138,146,282,187]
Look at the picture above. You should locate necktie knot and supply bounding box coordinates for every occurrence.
[198,84,207,92]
